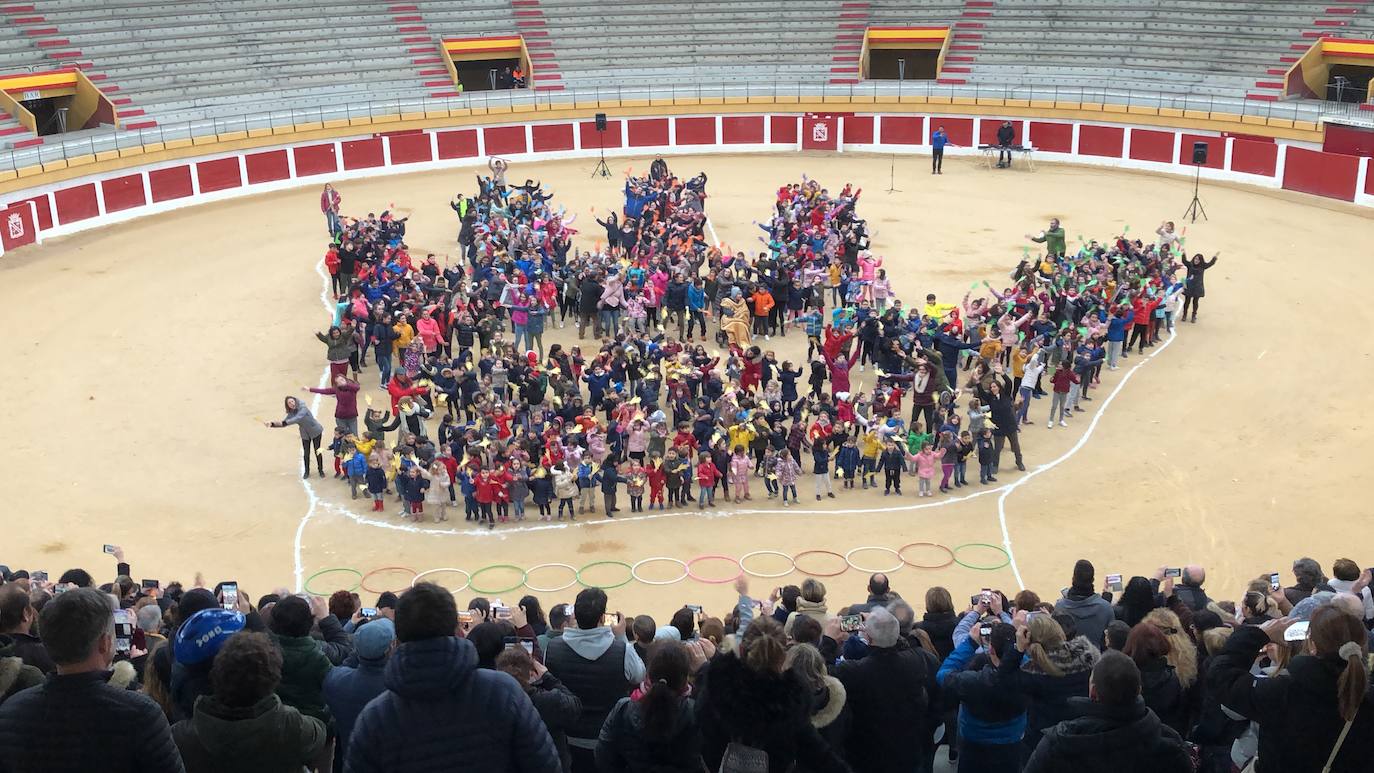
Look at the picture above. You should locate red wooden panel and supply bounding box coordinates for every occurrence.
[0,201,37,252]
[6,194,53,230]
[100,173,145,213]
[1128,129,1174,163]
[931,117,973,146]
[53,183,99,224]
[1366,159,1374,197]
[436,129,479,159]
[1323,123,1374,157]
[770,115,798,144]
[978,118,1023,146]
[721,115,764,144]
[531,122,574,152]
[148,165,194,203]
[293,143,339,176]
[1028,121,1072,153]
[802,116,839,151]
[483,125,528,155]
[627,118,669,147]
[579,120,622,149]
[1078,125,1124,158]
[842,115,874,145]
[674,116,716,145]
[195,157,242,193]
[1229,139,1277,177]
[388,132,433,164]
[878,115,922,145]
[1177,134,1225,169]
[342,137,385,170]
[244,149,290,184]
[1282,147,1360,202]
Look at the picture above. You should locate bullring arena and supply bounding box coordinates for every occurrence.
[3,2,1374,770]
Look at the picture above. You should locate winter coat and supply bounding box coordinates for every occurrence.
[596,694,704,773]
[345,636,559,773]
[0,655,42,704]
[1011,636,1099,757]
[279,403,324,440]
[1052,592,1114,652]
[1023,696,1192,773]
[172,694,325,773]
[831,644,936,772]
[322,658,388,762]
[0,670,185,773]
[695,653,850,773]
[914,611,959,659]
[0,631,55,674]
[527,674,582,773]
[1137,656,1188,735]
[1208,625,1374,773]
[273,633,333,729]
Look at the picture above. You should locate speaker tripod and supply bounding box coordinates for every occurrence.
[591,127,612,179]
[885,153,901,194]
[1182,163,1207,223]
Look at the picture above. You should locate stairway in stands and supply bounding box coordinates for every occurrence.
[1249,0,1372,102]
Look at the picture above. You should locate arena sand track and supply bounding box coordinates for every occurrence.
[4,153,1372,618]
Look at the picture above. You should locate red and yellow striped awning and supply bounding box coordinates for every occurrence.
[1321,37,1374,61]
[0,68,77,97]
[442,36,524,56]
[866,26,949,48]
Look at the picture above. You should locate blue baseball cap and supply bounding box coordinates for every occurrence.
[355,618,396,661]
[174,608,246,665]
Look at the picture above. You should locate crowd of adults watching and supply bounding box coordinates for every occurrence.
[1,549,1371,773]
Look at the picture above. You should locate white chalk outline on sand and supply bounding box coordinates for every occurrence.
[290,258,1181,591]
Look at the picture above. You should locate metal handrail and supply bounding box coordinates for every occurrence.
[0,77,1353,173]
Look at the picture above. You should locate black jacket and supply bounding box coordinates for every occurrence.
[1023,696,1191,773]
[1137,656,1188,735]
[1209,625,1374,773]
[596,694,703,772]
[831,644,935,772]
[695,653,849,773]
[0,632,56,674]
[527,674,582,773]
[997,124,1015,146]
[1009,637,1098,757]
[914,612,958,659]
[0,670,185,773]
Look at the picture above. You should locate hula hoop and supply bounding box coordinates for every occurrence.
[576,560,635,590]
[686,555,744,584]
[739,550,796,579]
[525,563,580,594]
[953,543,1012,571]
[304,568,362,596]
[791,550,850,578]
[361,566,419,594]
[469,564,530,595]
[844,547,905,574]
[631,557,690,586]
[897,542,956,570]
[411,567,471,593]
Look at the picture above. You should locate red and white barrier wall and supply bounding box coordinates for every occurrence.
[2,111,1371,254]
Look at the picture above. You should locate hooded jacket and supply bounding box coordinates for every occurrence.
[273,633,332,728]
[0,655,42,704]
[1012,636,1100,757]
[544,626,646,745]
[322,656,388,762]
[596,693,703,772]
[345,636,559,773]
[1052,591,1114,650]
[172,694,325,773]
[1023,696,1191,773]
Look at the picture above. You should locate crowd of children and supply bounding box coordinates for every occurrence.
[271,165,1212,527]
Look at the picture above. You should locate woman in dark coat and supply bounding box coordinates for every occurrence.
[1009,615,1101,762]
[1123,623,1188,735]
[695,617,849,773]
[913,587,959,660]
[596,641,702,772]
[1181,252,1218,322]
[1113,576,1161,627]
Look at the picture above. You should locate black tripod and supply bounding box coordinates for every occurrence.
[1183,163,1207,223]
[591,127,611,178]
[885,153,901,194]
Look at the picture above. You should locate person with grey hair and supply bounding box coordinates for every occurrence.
[1284,557,1329,607]
[0,587,184,772]
[821,605,938,773]
[136,604,163,635]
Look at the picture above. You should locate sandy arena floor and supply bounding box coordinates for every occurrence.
[4,152,1372,619]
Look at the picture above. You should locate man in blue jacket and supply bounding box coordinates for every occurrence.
[345,583,559,772]
[932,126,949,175]
[323,618,394,773]
[937,619,1028,771]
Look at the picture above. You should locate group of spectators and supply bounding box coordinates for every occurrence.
[285,163,1215,523]
[1,550,1371,773]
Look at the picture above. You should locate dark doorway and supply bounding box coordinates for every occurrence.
[454,57,524,92]
[869,49,939,81]
[19,94,76,136]
[1326,64,1374,103]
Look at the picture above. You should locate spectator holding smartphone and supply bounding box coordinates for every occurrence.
[936,619,1028,770]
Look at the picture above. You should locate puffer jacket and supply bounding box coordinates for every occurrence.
[172,694,325,773]
[784,598,829,636]
[596,693,703,772]
[345,636,559,773]
[1012,636,1100,757]
[1024,696,1191,773]
[273,634,332,729]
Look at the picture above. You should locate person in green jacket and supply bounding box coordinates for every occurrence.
[173,631,326,773]
[1026,218,1066,257]
[269,595,335,769]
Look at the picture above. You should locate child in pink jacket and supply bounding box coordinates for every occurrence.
[912,443,943,497]
[729,446,753,502]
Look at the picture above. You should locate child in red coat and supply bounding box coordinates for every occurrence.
[695,452,720,509]
[646,456,667,511]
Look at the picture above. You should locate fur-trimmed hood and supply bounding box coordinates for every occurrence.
[810,675,847,729]
[108,660,137,690]
[1021,636,1100,676]
[699,651,811,737]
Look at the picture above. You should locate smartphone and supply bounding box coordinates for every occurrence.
[221,582,238,611]
[502,636,518,651]
[981,588,992,604]
[1027,610,1043,621]
[1164,567,1182,579]
[494,606,512,621]
[979,623,993,638]
[840,614,862,633]
[1284,621,1310,642]
[32,570,48,583]
[970,594,982,607]
[519,637,535,654]
[103,544,117,555]
[458,610,475,624]
[685,604,702,614]
[1106,574,1123,593]
[54,582,73,595]
[141,579,160,590]
[1267,573,1281,593]
[113,609,133,653]
[361,607,378,618]
[601,613,620,627]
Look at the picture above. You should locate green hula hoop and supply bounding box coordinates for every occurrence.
[576,560,635,590]
[952,543,1011,571]
[304,568,362,596]
[468,564,529,595]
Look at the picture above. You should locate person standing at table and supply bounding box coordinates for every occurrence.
[932,126,948,175]
[996,121,1015,168]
